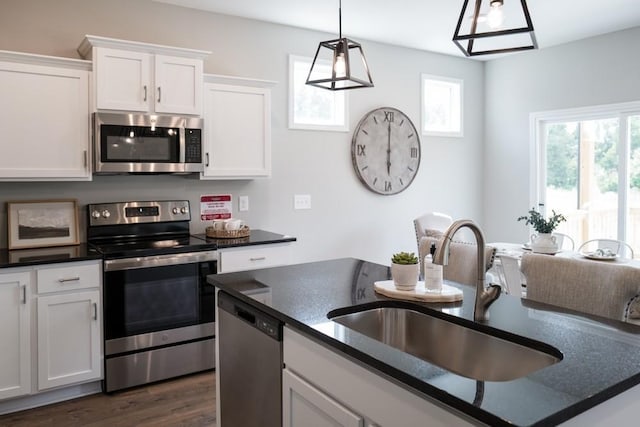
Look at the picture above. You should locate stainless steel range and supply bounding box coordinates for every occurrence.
[87,200,217,392]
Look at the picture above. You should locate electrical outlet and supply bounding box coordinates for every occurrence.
[239,196,249,212]
[294,194,311,210]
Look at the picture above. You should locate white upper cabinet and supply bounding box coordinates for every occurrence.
[201,75,275,179]
[0,51,91,181]
[78,35,209,116]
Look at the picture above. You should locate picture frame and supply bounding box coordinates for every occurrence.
[421,74,464,137]
[7,199,79,250]
[288,54,349,132]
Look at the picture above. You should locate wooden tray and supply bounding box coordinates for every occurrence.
[205,225,250,239]
[374,280,463,303]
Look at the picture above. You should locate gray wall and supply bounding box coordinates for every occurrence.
[0,0,485,265]
[483,27,640,244]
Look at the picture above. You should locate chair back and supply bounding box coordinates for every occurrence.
[552,232,575,250]
[496,254,524,297]
[419,236,496,287]
[521,253,640,321]
[577,239,634,259]
[413,212,453,254]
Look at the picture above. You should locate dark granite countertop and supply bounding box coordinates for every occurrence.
[191,229,296,249]
[209,258,640,427]
[0,244,102,268]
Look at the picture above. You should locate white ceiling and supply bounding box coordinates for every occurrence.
[154,0,640,59]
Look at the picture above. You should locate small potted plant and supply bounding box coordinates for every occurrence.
[390,251,419,290]
[517,208,566,253]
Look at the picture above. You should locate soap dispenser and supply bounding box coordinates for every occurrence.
[424,243,443,292]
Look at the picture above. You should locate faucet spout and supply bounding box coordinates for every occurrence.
[433,219,500,322]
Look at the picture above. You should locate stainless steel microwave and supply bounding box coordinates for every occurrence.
[93,113,204,174]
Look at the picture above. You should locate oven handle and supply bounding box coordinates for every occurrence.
[104,251,217,272]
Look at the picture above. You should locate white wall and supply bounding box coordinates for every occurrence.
[0,0,485,265]
[484,27,640,244]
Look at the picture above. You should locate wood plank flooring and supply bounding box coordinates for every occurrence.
[0,371,216,427]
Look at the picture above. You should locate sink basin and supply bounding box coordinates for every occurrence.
[328,304,562,381]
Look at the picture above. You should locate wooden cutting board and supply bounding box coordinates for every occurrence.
[374,280,463,303]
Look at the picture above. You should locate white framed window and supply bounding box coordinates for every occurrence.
[530,101,640,258]
[421,74,463,137]
[288,55,348,132]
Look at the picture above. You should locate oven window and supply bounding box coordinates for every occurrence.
[104,263,203,339]
[101,125,179,162]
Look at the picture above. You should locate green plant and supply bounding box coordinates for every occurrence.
[517,208,566,234]
[391,251,418,265]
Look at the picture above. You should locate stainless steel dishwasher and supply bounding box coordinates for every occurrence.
[218,290,283,427]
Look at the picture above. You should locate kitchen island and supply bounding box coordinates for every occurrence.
[210,258,640,426]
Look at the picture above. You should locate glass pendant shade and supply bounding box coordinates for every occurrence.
[306,1,373,90]
[453,0,537,57]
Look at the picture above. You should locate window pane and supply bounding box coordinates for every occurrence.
[545,119,619,244]
[628,115,640,257]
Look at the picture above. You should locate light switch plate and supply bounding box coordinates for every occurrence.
[294,194,311,210]
[239,196,249,212]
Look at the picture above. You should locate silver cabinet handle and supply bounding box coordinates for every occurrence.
[83,150,88,168]
[143,85,147,102]
[157,86,161,103]
[250,257,267,262]
[21,285,27,304]
[58,277,80,283]
[205,152,210,167]
[93,303,98,320]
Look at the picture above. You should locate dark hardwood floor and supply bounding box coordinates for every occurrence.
[0,371,216,426]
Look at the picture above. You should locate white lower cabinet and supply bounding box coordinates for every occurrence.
[0,272,31,400]
[283,327,475,427]
[283,368,364,427]
[37,290,101,391]
[0,260,103,405]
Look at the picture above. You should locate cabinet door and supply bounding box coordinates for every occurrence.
[0,61,90,180]
[283,369,364,427]
[0,272,31,400]
[202,83,271,179]
[37,290,101,390]
[154,55,202,115]
[95,47,151,112]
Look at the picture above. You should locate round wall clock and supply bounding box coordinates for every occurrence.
[351,107,421,195]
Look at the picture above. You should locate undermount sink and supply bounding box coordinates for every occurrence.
[328,303,562,382]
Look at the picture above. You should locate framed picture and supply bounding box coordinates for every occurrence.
[421,74,464,137]
[7,199,79,250]
[288,55,349,132]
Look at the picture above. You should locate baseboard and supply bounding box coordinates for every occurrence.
[0,381,102,415]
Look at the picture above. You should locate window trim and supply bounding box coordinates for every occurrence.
[529,100,640,241]
[288,54,349,132]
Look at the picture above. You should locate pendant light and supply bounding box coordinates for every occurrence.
[306,0,374,90]
[453,0,537,57]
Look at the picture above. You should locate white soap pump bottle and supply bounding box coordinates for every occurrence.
[424,243,443,292]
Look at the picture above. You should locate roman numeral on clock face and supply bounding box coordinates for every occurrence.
[411,147,418,158]
[357,144,366,156]
[385,181,392,192]
[384,111,394,122]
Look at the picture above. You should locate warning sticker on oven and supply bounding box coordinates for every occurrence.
[200,194,232,221]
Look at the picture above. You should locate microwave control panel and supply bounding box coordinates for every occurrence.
[185,129,202,163]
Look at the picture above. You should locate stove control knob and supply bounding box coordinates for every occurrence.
[180,207,188,214]
[101,210,111,219]
[172,207,179,214]
[91,210,101,219]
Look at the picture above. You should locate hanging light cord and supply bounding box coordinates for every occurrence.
[338,0,342,39]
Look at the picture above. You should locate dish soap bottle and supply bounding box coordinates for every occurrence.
[424,243,443,292]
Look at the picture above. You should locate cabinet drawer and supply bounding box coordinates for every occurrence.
[219,244,291,273]
[37,261,101,294]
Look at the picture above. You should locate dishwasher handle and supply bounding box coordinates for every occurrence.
[218,290,282,341]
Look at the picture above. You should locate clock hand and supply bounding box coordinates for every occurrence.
[387,121,391,175]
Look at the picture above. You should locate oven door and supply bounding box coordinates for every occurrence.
[103,251,216,356]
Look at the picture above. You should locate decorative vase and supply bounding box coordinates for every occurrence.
[530,233,558,254]
[391,263,419,290]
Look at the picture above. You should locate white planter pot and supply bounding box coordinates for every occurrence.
[530,233,558,254]
[391,263,419,290]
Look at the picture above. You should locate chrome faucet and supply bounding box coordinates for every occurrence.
[432,219,501,322]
